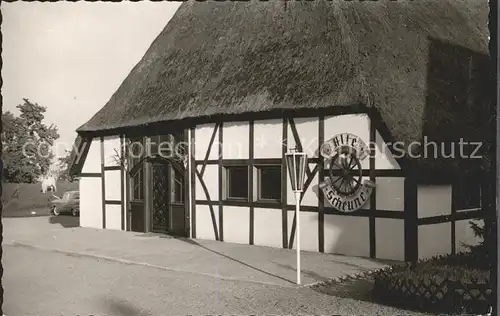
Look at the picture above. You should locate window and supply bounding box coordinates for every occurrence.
[129,137,144,201]
[129,138,144,163]
[453,177,481,210]
[226,166,249,200]
[132,168,144,201]
[257,165,282,201]
[172,167,184,203]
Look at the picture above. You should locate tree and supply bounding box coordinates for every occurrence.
[57,149,73,181]
[1,98,59,183]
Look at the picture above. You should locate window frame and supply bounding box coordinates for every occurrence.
[255,164,282,203]
[131,167,144,201]
[452,177,481,211]
[171,166,184,205]
[129,137,145,202]
[224,165,249,201]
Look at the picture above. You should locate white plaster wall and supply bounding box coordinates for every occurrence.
[376,177,405,211]
[287,118,319,158]
[253,208,283,248]
[81,138,101,173]
[376,218,405,261]
[223,122,249,159]
[324,114,400,170]
[195,205,219,240]
[324,114,370,169]
[105,205,122,230]
[195,124,219,160]
[254,119,282,159]
[287,163,318,207]
[324,215,370,257]
[103,136,121,167]
[287,211,318,252]
[195,165,218,201]
[418,185,452,218]
[455,219,483,253]
[105,170,121,201]
[418,223,452,259]
[222,206,250,244]
[375,131,401,169]
[360,176,371,210]
[79,177,102,229]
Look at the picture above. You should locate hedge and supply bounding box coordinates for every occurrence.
[372,253,492,314]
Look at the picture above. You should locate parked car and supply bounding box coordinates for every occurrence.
[50,190,79,217]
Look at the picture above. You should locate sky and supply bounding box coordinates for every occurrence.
[2,1,181,159]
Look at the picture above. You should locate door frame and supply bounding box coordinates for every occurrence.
[127,155,147,232]
[146,156,188,236]
[126,132,190,236]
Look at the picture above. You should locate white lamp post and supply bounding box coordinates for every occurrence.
[285,147,308,285]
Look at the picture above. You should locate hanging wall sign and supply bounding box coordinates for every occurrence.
[319,133,375,212]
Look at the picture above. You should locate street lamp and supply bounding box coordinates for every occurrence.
[285,147,308,285]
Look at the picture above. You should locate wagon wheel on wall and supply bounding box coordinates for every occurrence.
[328,148,363,196]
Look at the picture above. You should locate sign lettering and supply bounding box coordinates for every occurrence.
[319,133,375,212]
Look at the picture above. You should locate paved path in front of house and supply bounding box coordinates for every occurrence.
[3,216,395,287]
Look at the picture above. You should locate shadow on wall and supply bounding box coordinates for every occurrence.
[309,184,353,257]
[418,38,490,178]
[307,37,490,259]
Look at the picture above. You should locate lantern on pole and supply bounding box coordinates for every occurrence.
[285,147,308,285]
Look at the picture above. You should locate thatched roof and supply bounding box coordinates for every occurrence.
[68,135,90,179]
[75,0,491,178]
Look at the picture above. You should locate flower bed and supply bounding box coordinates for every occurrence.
[372,254,492,314]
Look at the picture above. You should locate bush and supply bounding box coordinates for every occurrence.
[462,220,492,270]
[372,219,493,314]
[372,254,492,314]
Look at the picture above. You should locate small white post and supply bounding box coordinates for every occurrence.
[295,191,301,285]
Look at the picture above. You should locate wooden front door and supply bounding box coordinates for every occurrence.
[151,163,169,233]
[150,160,186,237]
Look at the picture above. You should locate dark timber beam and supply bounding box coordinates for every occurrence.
[281,118,289,249]
[100,137,106,229]
[318,116,325,253]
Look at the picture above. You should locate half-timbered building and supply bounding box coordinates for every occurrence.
[69,0,491,262]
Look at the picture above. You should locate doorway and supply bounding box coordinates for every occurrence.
[151,163,169,233]
[127,133,188,236]
[129,138,146,233]
[150,159,187,237]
